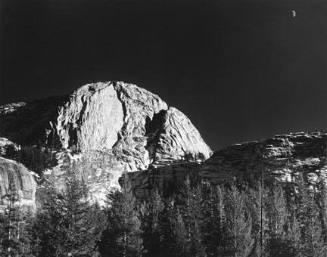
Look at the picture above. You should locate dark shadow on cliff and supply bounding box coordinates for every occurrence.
[0,96,67,147]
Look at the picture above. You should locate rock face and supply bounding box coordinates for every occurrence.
[0,82,327,208]
[56,83,125,151]
[4,81,326,209]
[202,131,327,184]
[148,107,212,164]
[54,82,211,168]
[0,157,36,211]
[0,81,212,207]
[126,132,327,198]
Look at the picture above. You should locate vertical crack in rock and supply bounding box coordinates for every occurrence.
[55,82,125,151]
[111,81,169,171]
[112,81,128,141]
[144,110,167,162]
[68,124,78,148]
[76,96,88,127]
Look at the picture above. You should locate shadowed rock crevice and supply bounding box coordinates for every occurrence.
[113,81,128,122]
[0,143,58,177]
[145,109,167,162]
[76,97,88,127]
[111,82,129,149]
[67,125,78,149]
[0,96,67,147]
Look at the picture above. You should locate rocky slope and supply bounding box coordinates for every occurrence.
[0,81,212,208]
[126,132,327,198]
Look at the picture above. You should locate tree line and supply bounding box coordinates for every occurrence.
[1,169,327,257]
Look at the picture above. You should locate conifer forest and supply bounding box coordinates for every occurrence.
[1,163,327,257]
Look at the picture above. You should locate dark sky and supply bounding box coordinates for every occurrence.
[1,0,327,150]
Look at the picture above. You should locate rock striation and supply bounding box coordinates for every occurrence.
[0,81,212,207]
[0,157,36,211]
[148,107,212,164]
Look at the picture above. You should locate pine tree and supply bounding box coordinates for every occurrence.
[32,171,103,256]
[30,181,62,256]
[318,177,327,238]
[201,184,229,257]
[225,185,254,257]
[247,182,269,257]
[139,195,185,257]
[286,209,301,257]
[157,199,184,257]
[266,184,296,257]
[177,178,205,257]
[296,177,325,257]
[268,185,287,237]
[62,173,102,256]
[140,190,164,257]
[99,177,143,257]
[0,172,32,257]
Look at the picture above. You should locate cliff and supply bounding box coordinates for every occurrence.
[2,81,326,209]
[0,157,36,211]
[0,81,212,207]
[126,132,327,198]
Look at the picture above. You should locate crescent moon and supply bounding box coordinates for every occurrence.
[291,10,296,18]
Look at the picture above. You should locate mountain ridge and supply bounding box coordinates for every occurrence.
[1,81,326,211]
[126,131,327,198]
[0,81,212,208]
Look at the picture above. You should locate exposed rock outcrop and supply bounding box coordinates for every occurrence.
[149,107,212,164]
[1,81,327,209]
[126,132,327,198]
[0,137,19,156]
[3,81,327,209]
[0,157,36,211]
[56,83,125,151]
[0,81,212,207]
